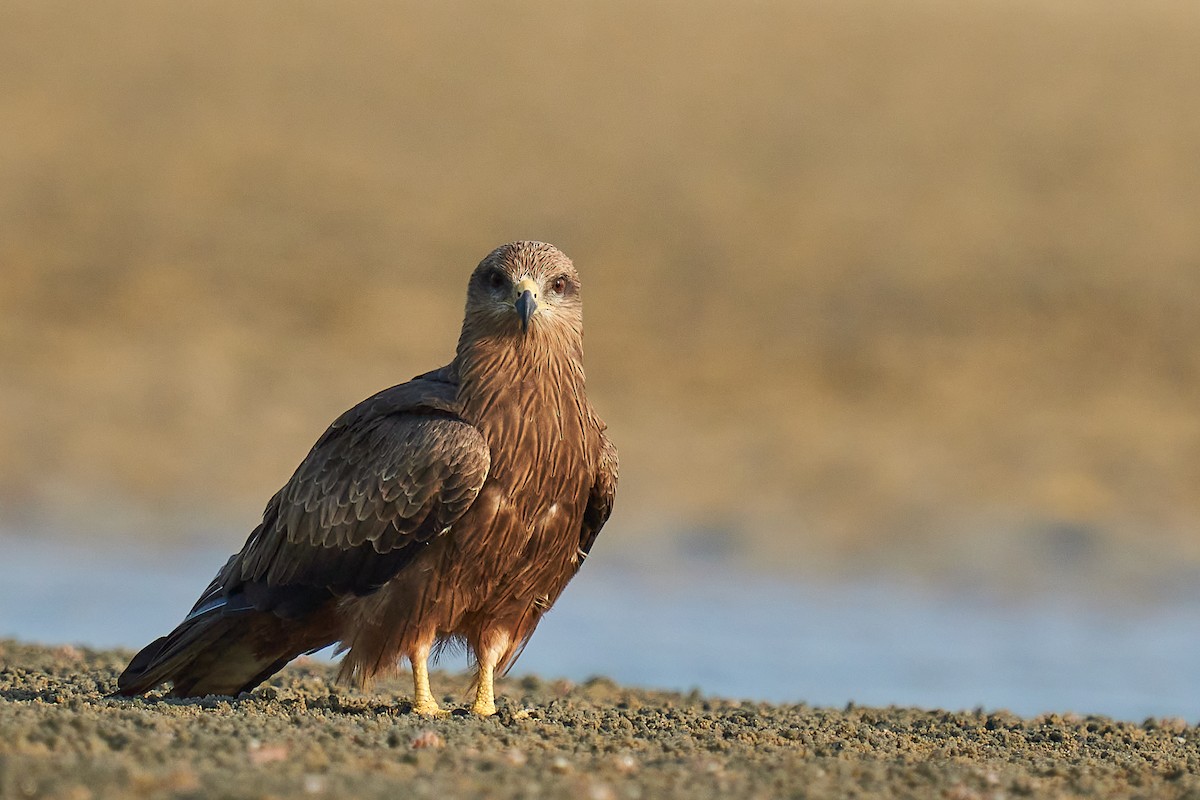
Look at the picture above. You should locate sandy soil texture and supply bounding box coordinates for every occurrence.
[1,641,1196,800]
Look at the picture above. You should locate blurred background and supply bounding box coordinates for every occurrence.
[2,0,1198,718]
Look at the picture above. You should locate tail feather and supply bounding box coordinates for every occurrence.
[115,606,336,697]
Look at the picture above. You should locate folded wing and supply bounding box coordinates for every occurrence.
[116,375,490,696]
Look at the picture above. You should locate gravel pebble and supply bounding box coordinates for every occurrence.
[1,640,1196,799]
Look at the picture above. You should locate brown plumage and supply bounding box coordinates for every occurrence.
[115,241,618,715]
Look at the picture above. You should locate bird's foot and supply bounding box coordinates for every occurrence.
[410,697,449,717]
[469,698,497,716]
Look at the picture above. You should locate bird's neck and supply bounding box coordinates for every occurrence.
[455,331,585,408]
[452,331,590,456]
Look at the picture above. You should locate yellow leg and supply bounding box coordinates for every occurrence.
[471,633,508,716]
[410,645,445,717]
[472,660,497,716]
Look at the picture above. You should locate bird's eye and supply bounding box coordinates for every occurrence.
[551,276,569,295]
[487,270,507,291]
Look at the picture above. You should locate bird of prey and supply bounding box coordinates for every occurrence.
[116,241,618,716]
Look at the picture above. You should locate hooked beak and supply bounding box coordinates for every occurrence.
[514,278,538,332]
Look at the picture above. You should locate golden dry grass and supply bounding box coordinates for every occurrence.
[2,0,1198,583]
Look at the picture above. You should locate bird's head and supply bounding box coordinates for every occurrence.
[462,241,583,344]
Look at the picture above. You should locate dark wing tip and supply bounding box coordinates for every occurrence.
[112,635,170,696]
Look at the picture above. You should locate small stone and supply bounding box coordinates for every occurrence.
[586,781,616,800]
[247,740,290,766]
[411,730,445,750]
[1158,717,1188,734]
[612,753,639,774]
[54,645,82,661]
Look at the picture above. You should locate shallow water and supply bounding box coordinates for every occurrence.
[1,533,1196,722]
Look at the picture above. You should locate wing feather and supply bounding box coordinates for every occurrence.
[247,411,489,589]
[580,430,618,555]
[189,373,490,616]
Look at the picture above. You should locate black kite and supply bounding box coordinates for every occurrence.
[116,241,618,715]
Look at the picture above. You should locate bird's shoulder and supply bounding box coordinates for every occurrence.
[325,363,463,434]
[224,365,490,604]
[280,363,487,546]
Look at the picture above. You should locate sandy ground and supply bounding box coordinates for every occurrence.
[1,641,1196,800]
